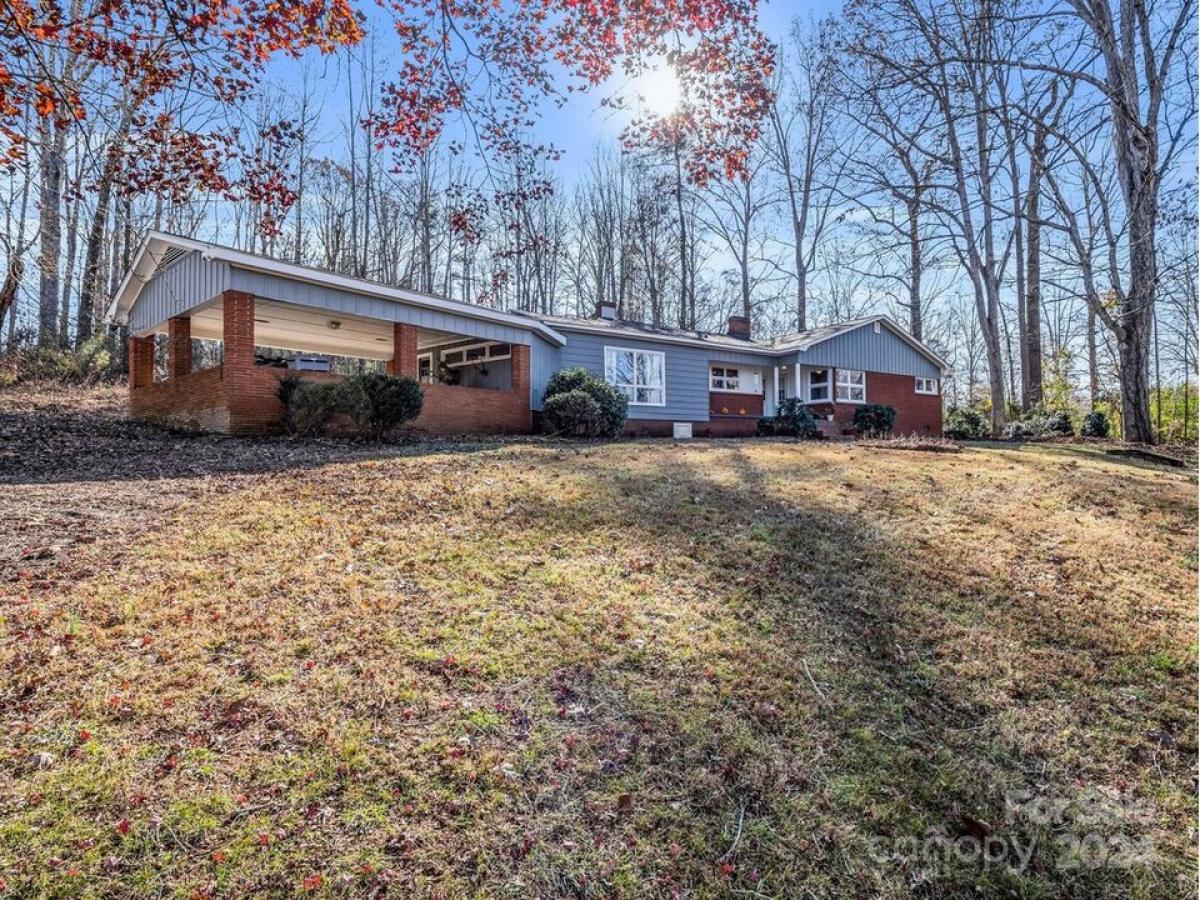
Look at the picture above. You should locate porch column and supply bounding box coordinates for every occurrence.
[511,343,531,398]
[129,335,155,389]
[767,366,778,416]
[222,290,256,372]
[221,290,262,433]
[167,316,191,378]
[794,364,802,402]
[392,323,419,378]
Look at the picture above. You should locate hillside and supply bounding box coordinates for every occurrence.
[1,384,1195,898]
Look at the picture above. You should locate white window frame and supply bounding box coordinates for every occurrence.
[604,346,666,407]
[807,368,831,403]
[417,353,433,381]
[710,366,740,392]
[835,368,866,404]
[710,366,763,394]
[437,341,512,369]
[915,377,938,395]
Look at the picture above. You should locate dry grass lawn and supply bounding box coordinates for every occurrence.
[1,384,1196,898]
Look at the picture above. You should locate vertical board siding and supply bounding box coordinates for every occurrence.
[227,268,539,348]
[129,251,229,334]
[555,330,712,421]
[529,337,559,411]
[790,324,941,379]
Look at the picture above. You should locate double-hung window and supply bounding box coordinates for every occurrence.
[711,366,740,391]
[605,347,666,406]
[835,368,866,403]
[808,369,830,402]
[915,377,938,395]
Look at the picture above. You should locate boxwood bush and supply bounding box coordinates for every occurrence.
[1003,405,1075,440]
[339,373,424,440]
[852,403,896,437]
[1081,410,1110,438]
[279,373,423,439]
[944,406,990,440]
[279,376,341,436]
[543,390,605,437]
[757,398,819,438]
[542,367,628,437]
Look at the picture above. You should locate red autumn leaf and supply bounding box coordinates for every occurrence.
[116,818,131,835]
[302,873,323,891]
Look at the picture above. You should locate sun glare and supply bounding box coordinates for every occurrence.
[634,64,682,117]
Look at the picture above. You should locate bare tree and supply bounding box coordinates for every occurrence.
[767,18,852,331]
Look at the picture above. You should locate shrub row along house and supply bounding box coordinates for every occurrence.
[108,233,949,437]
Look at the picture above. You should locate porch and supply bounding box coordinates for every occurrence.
[129,289,532,435]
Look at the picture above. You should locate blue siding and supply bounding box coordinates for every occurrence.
[790,323,941,379]
[554,330,712,421]
[529,337,559,411]
[129,251,229,333]
[228,267,539,348]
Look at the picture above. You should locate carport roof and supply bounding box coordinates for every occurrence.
[107,232,567,346]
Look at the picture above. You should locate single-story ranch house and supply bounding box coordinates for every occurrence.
[107,232,949,437]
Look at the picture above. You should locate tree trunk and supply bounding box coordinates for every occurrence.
[1024,176,1044,409]
[906,198,922,340]
[1087,302,1099,408]
[0,259,22,339]
[37,122,65,346]
[1117,316,1153,442]
[59,172,82,346]
[78,180,114,343]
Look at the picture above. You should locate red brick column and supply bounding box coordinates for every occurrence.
[129,335,155,389]
[168,316,191,378]
[392,323,419,378]
[222,291,255,372]
[510,343,530,397]
[222,290,271,433]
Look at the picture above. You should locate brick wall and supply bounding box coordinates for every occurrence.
[709,391,763,418]
[410,383,531,434]
[809,370,942,436]
[129,365,231,431]
[130,361,533,436]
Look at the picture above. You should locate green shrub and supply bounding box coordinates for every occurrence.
[1042,410,1074,436]
[1003,420,1033,440]
[279,377,341,436]
[1081,410,1110,438]
[944,406,989,440]
[1004,406,1075,440]
[757,397,819,438]
[852,403,896,438]
[543,367,627,438]
[16,335,112,383]
[543,389,605,437]
[338,373,424,441]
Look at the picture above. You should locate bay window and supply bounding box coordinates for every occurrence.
[605,346,666,406]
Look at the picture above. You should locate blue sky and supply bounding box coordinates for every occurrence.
[261,0,840,188]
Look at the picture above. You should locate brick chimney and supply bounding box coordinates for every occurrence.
[727,315,751,340]
[595,301,617,321]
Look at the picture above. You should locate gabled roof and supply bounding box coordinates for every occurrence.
[106,232,567,346]
[521,311,950,372]
[773,314,951,371]
[106,233,948,372]
[520,312,780,355]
